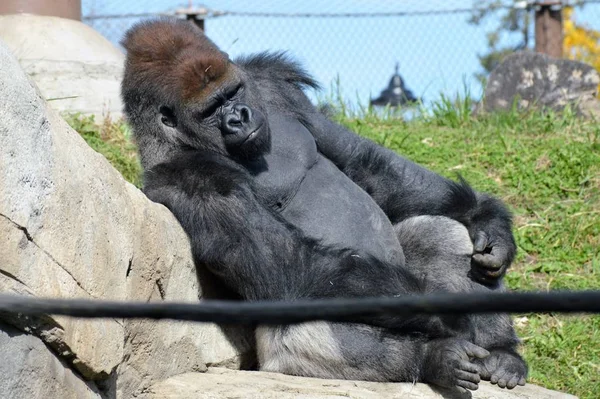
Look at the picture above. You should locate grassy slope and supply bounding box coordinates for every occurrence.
[68,107,600,398]
[336,106,600,398]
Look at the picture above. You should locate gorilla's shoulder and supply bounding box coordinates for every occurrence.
[235,51,320,91]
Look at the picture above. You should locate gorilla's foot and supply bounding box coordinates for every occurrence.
[474,349,527,389]
[423,338,489,392]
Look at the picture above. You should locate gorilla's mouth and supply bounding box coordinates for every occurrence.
[241,124,264,145]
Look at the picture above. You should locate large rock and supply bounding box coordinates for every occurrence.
[0,322,102,399]
[483,51,600,117]
[141,368,577,399]
[0,39,250,398]
[0,14,124,121]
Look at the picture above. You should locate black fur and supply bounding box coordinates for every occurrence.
[121,18,527,392]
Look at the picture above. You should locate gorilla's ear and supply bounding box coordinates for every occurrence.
[159,106,177,128]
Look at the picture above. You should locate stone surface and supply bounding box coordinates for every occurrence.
[141,368,578,399]
[483,51,600,116]
[0,39,250,396]
[0,14,124,120]
[0,322,102,399]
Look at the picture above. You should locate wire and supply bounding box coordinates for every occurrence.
[82,9,480,21]
[81,1,600,21]
[83,12,166,20]
[208,9,492,19]
[1,291,599,325]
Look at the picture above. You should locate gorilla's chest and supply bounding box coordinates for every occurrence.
[251,113,319,211]
[251,113,404,265]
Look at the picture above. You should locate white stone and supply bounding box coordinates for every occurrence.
[141,368,578,399]
[0,13,124,121]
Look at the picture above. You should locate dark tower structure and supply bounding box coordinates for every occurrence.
[371,63,419,107]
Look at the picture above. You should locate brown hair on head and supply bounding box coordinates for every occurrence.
[121,18,234,103]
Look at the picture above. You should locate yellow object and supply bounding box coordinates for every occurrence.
[563,7,600,95]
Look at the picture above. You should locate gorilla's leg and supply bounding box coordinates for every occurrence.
[256,322,488,391]
[394,216,527,388]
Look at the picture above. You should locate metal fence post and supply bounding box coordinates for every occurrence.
[175,5,208,31]
[0,0,81,20]
[534,0,563,58]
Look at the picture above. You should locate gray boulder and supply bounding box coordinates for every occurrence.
[0,322,102,399]
[0,39,251,398]
[0,14,125,121]
[483,51,600,117]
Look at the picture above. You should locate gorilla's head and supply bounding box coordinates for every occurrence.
[121,18,271,167]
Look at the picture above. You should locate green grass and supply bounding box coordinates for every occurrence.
[66,103,600,398]
[64,113,142,188]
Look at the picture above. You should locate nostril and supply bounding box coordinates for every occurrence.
[223,114,242,134]
[239,106,251,124]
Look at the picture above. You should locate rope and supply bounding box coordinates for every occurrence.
[1,291,599,325]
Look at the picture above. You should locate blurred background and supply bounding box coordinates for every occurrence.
[81,0,600,109]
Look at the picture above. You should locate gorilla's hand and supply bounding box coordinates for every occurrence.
[470,230,515,284]
[467,195,516,285]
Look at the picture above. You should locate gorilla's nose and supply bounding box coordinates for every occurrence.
[223,104,252,135]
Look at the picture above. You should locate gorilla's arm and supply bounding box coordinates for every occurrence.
[141,152,430,312]
[305,110,516,283]
[143,153,297,301]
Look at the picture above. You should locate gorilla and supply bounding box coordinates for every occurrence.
[121,18,527,392]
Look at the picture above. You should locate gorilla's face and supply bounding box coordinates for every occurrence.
[157,70,271,162]
[121,19,272,163]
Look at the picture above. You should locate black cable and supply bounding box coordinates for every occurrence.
[1,291,599,325]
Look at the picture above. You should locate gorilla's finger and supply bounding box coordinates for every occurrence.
[469,268,500,284]
[458,360,480,374]
[497,376,509,389]
[455,386,468,394]
[474,362,492,379]
[484,267,505,278]
[473,231,488,252]
[490,244,509,259]
[463,342,490,359]
[490,371,501,384]
[518,376,526,386]
[455,370,480,384]
[472,253,504,270]
[456,379,479,391]
[506,375,520,389]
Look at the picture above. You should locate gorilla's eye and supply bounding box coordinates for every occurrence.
[159,106,177,128]
[200,100,221,119]
[198,84,244,120]
[225,83,244,100]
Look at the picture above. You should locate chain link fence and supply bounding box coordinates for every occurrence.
[83,0,600,108]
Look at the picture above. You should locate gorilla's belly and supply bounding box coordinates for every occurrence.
[280,156,405,266]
